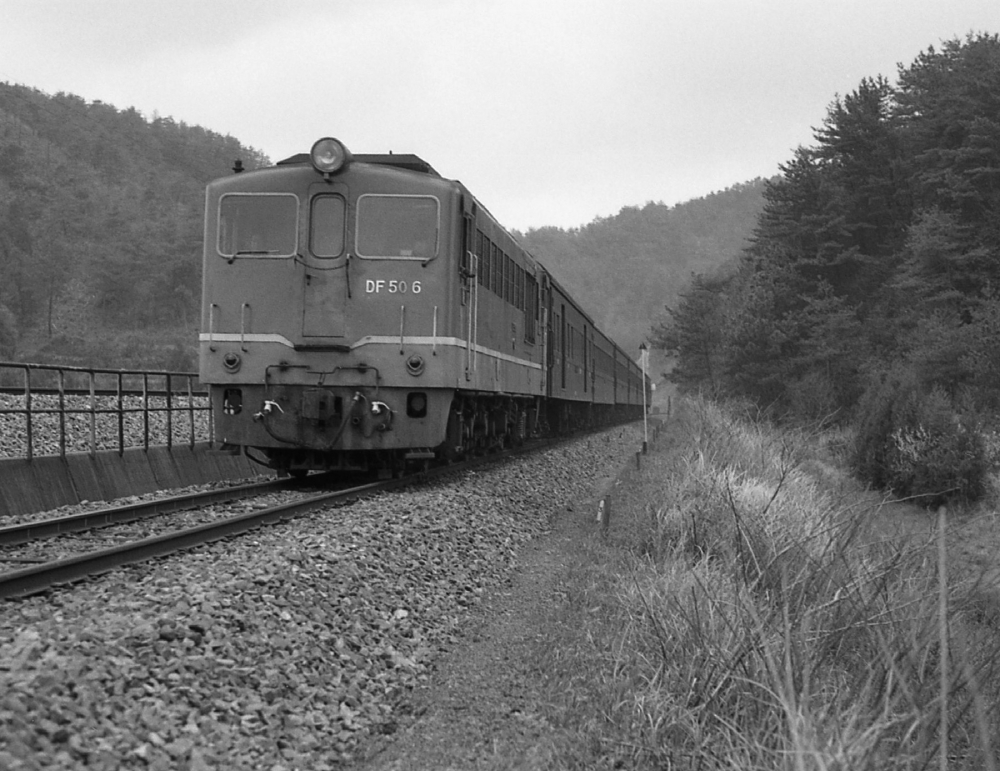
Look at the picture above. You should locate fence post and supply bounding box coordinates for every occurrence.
[143,374,150,451]
[24,367,33,461]
[88,370,97,455]
[166,373,173,451]
[57,368,66,458]
[187,375,196,450]
[117,372,125,456]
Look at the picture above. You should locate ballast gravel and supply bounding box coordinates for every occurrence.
[0,426,640,770]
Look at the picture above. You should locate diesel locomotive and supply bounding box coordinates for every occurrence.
[199,137,648,476]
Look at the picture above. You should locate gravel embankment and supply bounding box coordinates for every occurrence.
[0,426,640,770]
[0,394,211,459]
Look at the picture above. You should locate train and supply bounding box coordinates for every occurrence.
[199,137,649,476]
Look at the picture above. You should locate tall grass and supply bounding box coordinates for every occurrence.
[542,397,1000,769]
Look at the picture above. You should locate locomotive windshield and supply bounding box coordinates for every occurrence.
[218,194,298,258]
[356,194,439,260]
[310,195,346,257]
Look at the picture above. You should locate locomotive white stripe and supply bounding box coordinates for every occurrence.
[199,333,543,371]
[351,336,543,370]
[200,332,296,347]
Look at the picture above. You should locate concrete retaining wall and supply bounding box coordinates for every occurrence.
[0,444,261,520]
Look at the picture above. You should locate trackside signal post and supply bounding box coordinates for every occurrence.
[639,342,648,453]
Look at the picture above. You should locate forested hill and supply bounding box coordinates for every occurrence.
[0,82,269,369]
[518,181,765,356]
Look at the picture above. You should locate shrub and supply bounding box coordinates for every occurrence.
[852,368,991,506]
[887,386,991,505]
[785,370,841,426]
[851,366,910,490]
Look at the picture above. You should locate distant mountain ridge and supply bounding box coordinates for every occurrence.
[518,180,766,355]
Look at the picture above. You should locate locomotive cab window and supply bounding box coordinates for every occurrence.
[310,195,346,257]
[218,193,298,258]
[356,194,439,260]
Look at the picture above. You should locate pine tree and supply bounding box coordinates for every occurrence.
[651,271,729,393]
[893,34,1000,306]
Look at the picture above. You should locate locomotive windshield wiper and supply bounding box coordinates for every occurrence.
[227,249,277,264]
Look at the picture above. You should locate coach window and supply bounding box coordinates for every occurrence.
[310,195,346,257]
[218,193,298,258]
[485,238,494,293]
[481,234,492,292]
[524,274,537,344]
[500,253,508,302]
[476,230,486,286]
[491,243,500,295]
[504,256,512,303]
[560,306,567,390]
[356,194,439,260]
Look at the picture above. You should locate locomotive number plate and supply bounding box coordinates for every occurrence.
[365,279,423,294]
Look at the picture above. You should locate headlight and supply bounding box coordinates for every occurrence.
[310,137,351,175]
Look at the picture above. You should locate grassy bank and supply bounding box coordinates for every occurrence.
[536,397,1000,770]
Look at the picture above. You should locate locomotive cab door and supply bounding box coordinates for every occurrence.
[302,188,349,338]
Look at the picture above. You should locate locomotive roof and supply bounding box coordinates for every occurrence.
[276,152,440,176]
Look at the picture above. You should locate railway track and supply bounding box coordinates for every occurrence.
[0,476,312,547]
[0,439,557,600]
[0,472,422,600]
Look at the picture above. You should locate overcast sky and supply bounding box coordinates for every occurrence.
[2,0,998,231]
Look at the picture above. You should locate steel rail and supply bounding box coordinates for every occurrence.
[0,476,322,546]
[0,476,405,600]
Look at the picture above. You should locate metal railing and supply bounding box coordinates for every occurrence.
[0,361,213,460]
